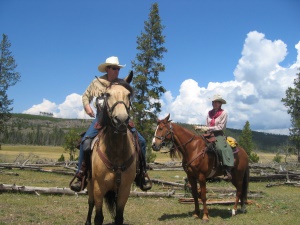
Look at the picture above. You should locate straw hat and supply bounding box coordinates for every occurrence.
[211,94,226,104]
[98,56,126,72]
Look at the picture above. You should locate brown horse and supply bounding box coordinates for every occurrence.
[85,72,136,225]
[151,114,249,222]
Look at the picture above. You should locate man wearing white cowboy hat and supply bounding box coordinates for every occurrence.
[194,94,234,180]
[70,56,151,192]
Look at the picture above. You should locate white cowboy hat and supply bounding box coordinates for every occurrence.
[98,56,126,72]
[211,94,226,104]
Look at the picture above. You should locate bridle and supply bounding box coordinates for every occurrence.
[99,83,131,133]
[154,120,173,146]
[154,121,196,151]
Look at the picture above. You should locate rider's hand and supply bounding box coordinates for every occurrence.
[84,105,95,118]
[194,125,209,132]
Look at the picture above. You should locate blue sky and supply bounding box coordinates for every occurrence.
[1,0,300,135]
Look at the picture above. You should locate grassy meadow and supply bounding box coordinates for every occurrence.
[0,145,299,225]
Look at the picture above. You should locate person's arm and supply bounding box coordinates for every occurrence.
[82,80,96,118]
[84,104,95,118]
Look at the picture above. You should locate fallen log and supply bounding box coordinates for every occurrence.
[0,183,180,198]
[0,164,75,175]
[130,190,176,197]
[266,181,300,188]
[151,178,185,187]
[0,183,86,195]
[250,173,300,181]
[178,198,255,205]
[0,171,19,176]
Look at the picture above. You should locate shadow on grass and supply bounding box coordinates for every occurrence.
[157,208,233,221]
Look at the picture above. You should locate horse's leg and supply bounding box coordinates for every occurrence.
[94,207,104,225]
[85,182,94,225]
[231,161,249,216]
[240,166,249,213]
[93,185,104,225]
[187,175,200,219]
[198,174,209,222]
[85,199,94,225]
[114,181,133,225]
[115,207,124,225]
[231,170,243,216]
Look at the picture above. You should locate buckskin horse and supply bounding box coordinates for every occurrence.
[152,114,249,222]
[85,72,136,225]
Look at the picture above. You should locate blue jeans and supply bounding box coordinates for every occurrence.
[77,117,146,172]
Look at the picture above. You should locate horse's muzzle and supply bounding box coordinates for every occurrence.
[112,115,130,133]
[151,143,161,152]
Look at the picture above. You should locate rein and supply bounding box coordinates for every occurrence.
[156,122,207,171]
[99,84,131,133]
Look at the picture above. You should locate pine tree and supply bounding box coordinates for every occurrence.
[281,68,300,162]
[0,34,21,135]
[131,3,167,161]
[238,121,254,156]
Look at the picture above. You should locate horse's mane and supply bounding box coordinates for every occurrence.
[168,123,199,160]
[169,143,183,160]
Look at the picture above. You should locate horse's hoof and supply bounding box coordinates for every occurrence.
[232,209,237,216]
[202,219,209,223]
[192,213,200,219]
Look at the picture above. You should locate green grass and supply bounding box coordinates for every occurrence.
[0,145,299,224]
[0,145,67,163]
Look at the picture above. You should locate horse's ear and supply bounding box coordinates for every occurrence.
[124,70,133,84]
[165,113,170,122]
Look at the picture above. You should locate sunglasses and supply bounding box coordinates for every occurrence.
[109,66,120,71]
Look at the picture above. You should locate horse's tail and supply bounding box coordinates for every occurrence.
[241,164,249,205]
[104,190,116,217]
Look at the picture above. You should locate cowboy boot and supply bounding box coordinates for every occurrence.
[134,152,152,191]
[140,160,152,191]
[139,170,152,191]
[224,166,233,181]
[70,161,88,192]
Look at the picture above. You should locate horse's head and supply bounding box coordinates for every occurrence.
[97,71,133,133]
[151,113,172,151]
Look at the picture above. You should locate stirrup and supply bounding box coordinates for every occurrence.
[69,174,87,192]
[224,171,232,181]
[141,172,152,191]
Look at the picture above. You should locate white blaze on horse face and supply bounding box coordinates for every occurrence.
[152,125,159,145]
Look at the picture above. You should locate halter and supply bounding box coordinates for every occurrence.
[100,84,131,133]
[154,122,173,143]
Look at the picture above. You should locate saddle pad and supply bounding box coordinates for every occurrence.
[91,136,99,151]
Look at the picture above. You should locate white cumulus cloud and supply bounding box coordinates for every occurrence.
[159,31,299,135]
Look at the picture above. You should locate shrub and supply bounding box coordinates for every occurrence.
[58,154,65,162]
[250,152,260,163]
[273,153,282,163]
[147,152,157,163]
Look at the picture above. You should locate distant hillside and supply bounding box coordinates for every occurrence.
[175,122,289,153]
[0,113,92,146]
[0,114,290,152]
